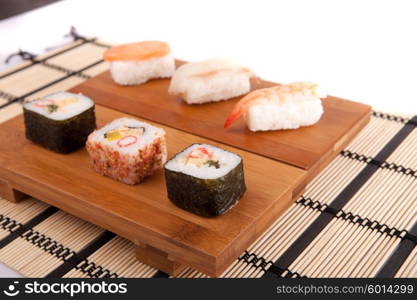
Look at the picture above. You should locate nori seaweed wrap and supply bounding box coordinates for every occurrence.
[23,92,96,153]
[164,144,246,217]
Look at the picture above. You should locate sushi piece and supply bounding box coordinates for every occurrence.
[86,117,167,185]
[168,58,254,104]
[164,144,246,217]
[23,92,96,153]
[224,82,325,131]
[103,41,175,85]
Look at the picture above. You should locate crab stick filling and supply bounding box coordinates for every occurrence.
[185,147,220,168]
[33,97,79,114]
[104,125,145,147]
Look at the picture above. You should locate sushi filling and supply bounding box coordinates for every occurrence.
[24,92,94,121]
[33,96,78,113]
[165,144,242,180]
[103,125,145,146]
[185,147,220,169]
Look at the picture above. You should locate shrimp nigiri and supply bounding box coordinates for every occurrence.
[224,82,325,131]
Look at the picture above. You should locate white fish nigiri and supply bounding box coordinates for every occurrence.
[168,58,254,104]
[224,82,325,131]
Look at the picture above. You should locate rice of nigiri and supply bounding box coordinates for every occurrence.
[224,82,325,131]
[168,58,254,104]
[103,41,175,86]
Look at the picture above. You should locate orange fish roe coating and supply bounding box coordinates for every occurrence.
[103,41,171,62]
[86,137,167,185]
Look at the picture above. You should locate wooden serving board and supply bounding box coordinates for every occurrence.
[72,69,371,170]
[0,68,371,277]
[0,106,306,277]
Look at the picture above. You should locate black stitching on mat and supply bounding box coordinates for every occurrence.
[264,115,417,278]
[375,221,417,278]
[22,229,76,261]
[296,196,328,212]
[263,265,306,278]
[5,49,91,79]
[154,250,281,278]
[0,27,110,81]
[1,221,119,278]
[0,59,104,110]
[10,50,92,79]
[74,259,118,278]
[297,196,413,241]
[372,111,410,124]
[341,150,417,177]
[0,214,21,233]
[0,41,89,80]
[41,62,91,79]
[239,251,305,278]
[0,206,58,249]
[5,50,37,63]
[46,230,116,278]
[87,40,111,49]
[238,250,274,273]
[66,26,111,49]
[0,90,18,102]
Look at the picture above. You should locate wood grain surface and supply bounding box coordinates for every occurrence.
[0,105,306,276]
[72,70,371,169]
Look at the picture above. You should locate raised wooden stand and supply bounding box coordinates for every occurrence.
[0,178,26,203]
[0,72,371,277]
[135,242,188,276]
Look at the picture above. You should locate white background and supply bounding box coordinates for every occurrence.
[0,0,415,277]
[0,0,416,114]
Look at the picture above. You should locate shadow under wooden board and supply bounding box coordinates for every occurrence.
[71,68,372,171]
[0,106,306,277]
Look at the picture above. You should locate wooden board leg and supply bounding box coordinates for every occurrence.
[135,242,187,277]
[293,184,306,200]
[0,178,26,203]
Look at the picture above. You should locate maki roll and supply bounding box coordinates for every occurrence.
[103,41,175,85]
[86,117,167,185]
[23,92,95,153]
[164,144,246,217]
[168,58,254,104]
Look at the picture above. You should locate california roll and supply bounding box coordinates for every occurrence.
[86,117,167,184]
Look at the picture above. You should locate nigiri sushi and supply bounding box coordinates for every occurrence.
[224,82,325,131]
[103,41,175,86]
[168,58,254,104]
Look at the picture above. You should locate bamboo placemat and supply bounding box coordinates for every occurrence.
[0,31,415,278]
